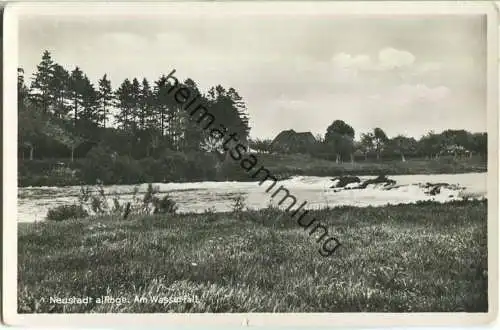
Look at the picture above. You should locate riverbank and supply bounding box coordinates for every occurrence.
[18,154,487,187]
[17,172,487,223]
[18,200,487,313]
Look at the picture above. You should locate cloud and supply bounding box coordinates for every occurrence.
[98,32,150,50]
[331,47,431,75]
[328,47,452,96]
[388,84,450,106]
[414,61,442,74]
[378,47,416,69]
[331,52,372,70]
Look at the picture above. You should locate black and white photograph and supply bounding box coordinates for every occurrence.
[3,1,498,326]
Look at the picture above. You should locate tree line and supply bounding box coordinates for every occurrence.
[18,50,487,187]
[18,50,251,161]
[249,120,487,162]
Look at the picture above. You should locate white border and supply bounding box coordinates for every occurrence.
[3,1,499,327]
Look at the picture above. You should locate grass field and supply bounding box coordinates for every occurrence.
[18,200,487,313]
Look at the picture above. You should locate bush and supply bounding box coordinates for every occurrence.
[131,183,178,215]
[19,174,81,187]
[18,159,81,187]
[113,155,146,184]
[232,194,246,213]
[77,145,115,184]
[76,182,178,217]
[184,152,218,181]
[18,159,66,175]
[152,195,178,214]
[46,204,88,221]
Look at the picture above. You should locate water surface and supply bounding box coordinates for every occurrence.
[17,173,487,222]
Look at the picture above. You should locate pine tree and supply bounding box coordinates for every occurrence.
[17,68,29,111]
[80,75,99,124]
[227,87,251,142]
[153,75,171,137]
[115,78,134,130]
[69,66,85,126]
[130,78,141,132]
[49,63,71,119]
[30,50,54,114]
[206,85,251,146]
[182,78,205,150]
[139,78,153,130]
[18,67,39,160]
[97,74,113,128]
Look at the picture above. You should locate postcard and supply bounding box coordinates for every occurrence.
[2,1,498,327]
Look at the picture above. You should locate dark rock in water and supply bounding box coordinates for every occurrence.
[358,175,396,189]
[429,186,441,196]
[330,175,361,188]
[330,174,398,190]
[424,182,450,189]
[382,184,403,191]
[425,182,453,196]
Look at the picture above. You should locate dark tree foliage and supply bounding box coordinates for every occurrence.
[30,50,54,114]
[97,74,113,128]
[324,120,355,163]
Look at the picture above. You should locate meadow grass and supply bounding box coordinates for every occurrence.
[18,200,487,313]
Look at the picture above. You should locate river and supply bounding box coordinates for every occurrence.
[17,172,487,222]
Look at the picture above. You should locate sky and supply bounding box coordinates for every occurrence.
[18,11,487,140]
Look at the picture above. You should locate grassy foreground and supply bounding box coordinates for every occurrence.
[18,200,487,313]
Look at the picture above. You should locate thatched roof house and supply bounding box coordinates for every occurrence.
[271,129,317,153]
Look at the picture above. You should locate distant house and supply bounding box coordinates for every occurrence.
[271,129,317,153]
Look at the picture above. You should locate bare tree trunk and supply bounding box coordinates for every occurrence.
[350,153,354,164]
[29,146,34,160]
[401,154,406,162]
[71,147,74,163]
[335,154,340,164]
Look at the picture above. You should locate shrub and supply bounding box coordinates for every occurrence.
[232,194,246,213]
[184,152,218,181]
[19,174,81,187]
[138,157,162,182]
[77,145,115,184]
[76,182,178,217]
[217,158,249,181]
[153,194,178,214]
[78,183,124,217]
[142,183,160,211]
[46,204,88,221]
[113,155,145,184]
[203,206,218,222]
